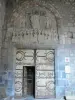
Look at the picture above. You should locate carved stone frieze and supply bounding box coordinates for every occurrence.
[6,0,62,48]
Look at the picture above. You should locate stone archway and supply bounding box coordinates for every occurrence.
[6,0,62,49]
[1,0,63,98]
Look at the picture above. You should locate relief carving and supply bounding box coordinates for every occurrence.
[15,81,22,92]
[8,3,58,45]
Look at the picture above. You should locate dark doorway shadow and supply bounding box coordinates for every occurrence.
[23,66,35,98]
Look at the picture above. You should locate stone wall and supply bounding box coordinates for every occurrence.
[1,0,75,99]
[55,44,75,98]
[0,0,6,99]
[0,0,5,69]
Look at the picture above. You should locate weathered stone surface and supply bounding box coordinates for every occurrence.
[1,0,75,99]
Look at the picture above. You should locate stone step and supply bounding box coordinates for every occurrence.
[3,97,64,100]
[14,97,64,100]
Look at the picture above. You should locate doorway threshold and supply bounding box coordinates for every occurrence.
[14,96,64,100]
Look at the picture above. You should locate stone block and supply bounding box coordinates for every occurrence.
[56,71,62,79]
[66,96,75,100]
[68,23,73,27]
[57,80,65,86]
[70,27,75,32]
[3,42,8,49]
[0,87,6,99]
[73,33,75,38]
[61,72,66,78]
[71,39,75,44]
[63,27,69,32]
[65,38,71,44]
[56,86,65,97]
[58,64,65,71]
[1,49,8,57]
[2,56,8,64]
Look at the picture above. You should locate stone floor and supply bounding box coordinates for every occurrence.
[14,96,64,100]
[3,96,64,100]
[10,96,75,100]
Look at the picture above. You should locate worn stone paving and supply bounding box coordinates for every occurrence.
[14,96,64,100]
[3,96,64,100]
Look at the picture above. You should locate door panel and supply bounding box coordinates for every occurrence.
[35,50,55,98]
